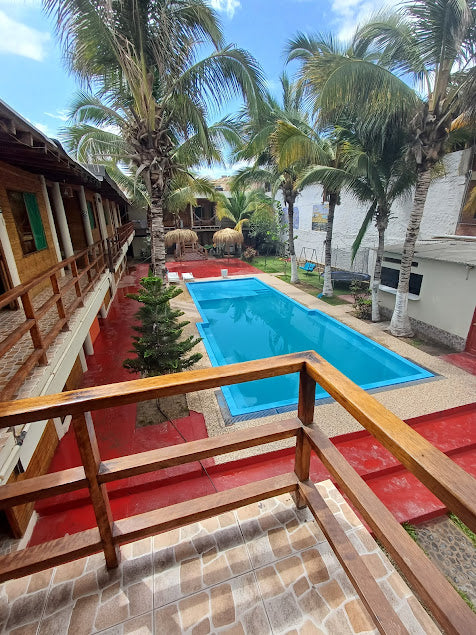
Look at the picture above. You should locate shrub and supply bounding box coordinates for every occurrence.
[242,247,258,262]
[350,280,371,320]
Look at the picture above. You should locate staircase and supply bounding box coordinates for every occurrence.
[175,242,207,261]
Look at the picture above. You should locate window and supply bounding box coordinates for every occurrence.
[194,206,203,219]
[381,266,423,296]
[7,191,47,255]
[87,201,97,229]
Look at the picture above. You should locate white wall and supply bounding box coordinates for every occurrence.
[379,255,476,341]
[292,149,471,273]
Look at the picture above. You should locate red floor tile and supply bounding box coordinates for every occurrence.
[166,258,261,278]
[442,351,476,375]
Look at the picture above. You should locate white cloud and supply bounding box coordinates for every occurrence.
[45,110,69,122]
[331,0,387,40]
[0,10,50,61]
[33,121,55,138]
[209,0,241,18]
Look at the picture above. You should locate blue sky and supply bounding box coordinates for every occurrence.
[0,0,386,173]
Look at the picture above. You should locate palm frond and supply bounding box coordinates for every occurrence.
[351,201,377,261]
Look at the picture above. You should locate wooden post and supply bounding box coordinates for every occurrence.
[83,252,93,284]
[21,291,47,365]
[294,368,316,508]
[73,412,120,568]
[50,272,68,331]
[70,258,83,306]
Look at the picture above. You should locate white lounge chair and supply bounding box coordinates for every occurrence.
[182,272,195,282]
[167,271,180,284]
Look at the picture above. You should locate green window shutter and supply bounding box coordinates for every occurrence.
[23,193,47,250]
[87,201,96,229]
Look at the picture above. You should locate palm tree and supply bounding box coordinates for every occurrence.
[268,120,343,295]
[215,187,274,232]
[289,4,475,334]
[45,0,263,277]
[343,128,415,321]
[234,75,319,283]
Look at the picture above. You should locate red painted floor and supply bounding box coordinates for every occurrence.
[442,351,476,375]
[29,262,476,545]
[166,258,261,278]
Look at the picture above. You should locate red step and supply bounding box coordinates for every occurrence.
[29,403,476,546]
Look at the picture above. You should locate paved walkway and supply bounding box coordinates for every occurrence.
[416,516,476,605]
[166,258,261,278]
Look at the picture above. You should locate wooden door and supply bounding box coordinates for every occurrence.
[466,306,476,355]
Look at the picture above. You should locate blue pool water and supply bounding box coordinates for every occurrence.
[187,278,433,416]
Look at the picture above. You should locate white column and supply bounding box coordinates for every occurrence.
[83,333,94,356]
[0,211,21,287]
[79,186,94,246]
[95,194,108,242]
[51,182,74,258]
[40,176,63,272]
[103,199,112,235]
[112,201,120,228]
[78,347,88,372]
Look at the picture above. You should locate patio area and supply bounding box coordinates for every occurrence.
[3,483,439,634]
[166,259,261,279]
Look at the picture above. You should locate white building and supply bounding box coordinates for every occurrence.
[292,149,474,274]
[288,148,476,349]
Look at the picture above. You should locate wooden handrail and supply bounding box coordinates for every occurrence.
[0,237,111,400]
[0,353,307,426]
[0,352,474,632]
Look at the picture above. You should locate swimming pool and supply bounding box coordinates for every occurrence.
[187,278,433,416]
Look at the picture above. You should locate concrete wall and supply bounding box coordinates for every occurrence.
[379,253,476,347]
[291,149,472,273]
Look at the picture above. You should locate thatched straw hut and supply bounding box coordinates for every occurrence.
[164,229,198,246]
[212,228,244,246]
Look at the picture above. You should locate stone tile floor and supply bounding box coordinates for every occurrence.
[0,481,440,634]
[416,516,476,605]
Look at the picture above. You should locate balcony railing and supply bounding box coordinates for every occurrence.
[0,241,107,401]
[0,224,134,401]
[0,351,474,633]
[106,221,134,268]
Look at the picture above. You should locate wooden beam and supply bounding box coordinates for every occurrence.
[299,480,408,635]
[304,424,476,635]
[113,473,299,545]
[0,528,101,583]
[0,354,307,427]
[0,466,87,509]
[73,413,119,569]
[303,353,476,533]
[99,419,300,483]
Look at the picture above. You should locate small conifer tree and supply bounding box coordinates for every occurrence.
[123,276,202,376]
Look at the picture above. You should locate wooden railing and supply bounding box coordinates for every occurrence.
[192,215,219,228]
[107,221,134,269]
[0,241,107,401]
[0,351,475,633]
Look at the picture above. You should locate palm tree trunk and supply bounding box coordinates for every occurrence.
[322,193,337,297]
[372,215,387,322]
[287,200,298,283]
[150,193,166,279]
[389,168,432,336]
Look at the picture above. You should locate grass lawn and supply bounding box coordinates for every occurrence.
[251,256,352,305]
